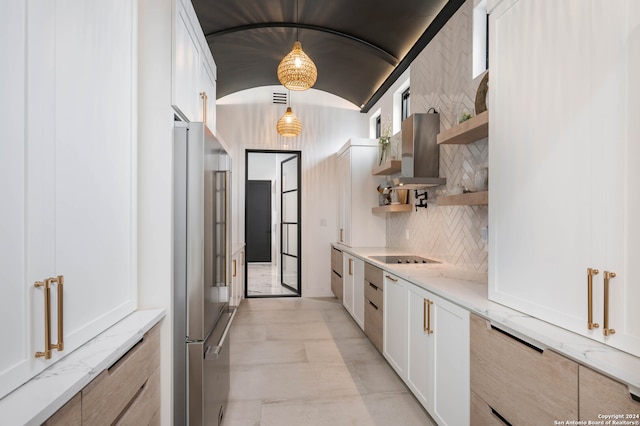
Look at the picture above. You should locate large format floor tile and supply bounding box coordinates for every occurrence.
[225,297,436,425]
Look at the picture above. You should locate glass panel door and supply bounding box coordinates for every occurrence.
[281,155,300,294]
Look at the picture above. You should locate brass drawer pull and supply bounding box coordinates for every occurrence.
[426,299,433,334]
[368,300,379,310]
[339,228,344,242]
[348,258,353,275]
[233,259,237,277]
[369,282,378,290]
[423,299,427,332]
[587,268,600,330]
[603,271,616,336]
[34,280,52,359]
[34,275,64,358]
[385,275,398,283]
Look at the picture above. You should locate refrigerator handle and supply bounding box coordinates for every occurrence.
[204,308,237,360]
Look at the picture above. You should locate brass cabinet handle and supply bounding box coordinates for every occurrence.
[368,300,379,310]
[385,275,398,283]
[587,268,600,330]
[348,258,353,275]
[426,299,433,334]
[369,282,378,290]
[423,299,427,332]
[603,271,616,336]
[340,228,344,242]
[53,276,64,352]
[233,259,237,277]
[34,280,52,359]
[34,275,64,358]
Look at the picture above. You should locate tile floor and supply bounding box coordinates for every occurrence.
[225,297,436,426]
[247,264,298,297]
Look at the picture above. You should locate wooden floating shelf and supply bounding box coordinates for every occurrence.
[372,160,401,176]
[371,204,412,214]
[437,110,489,145]
[437,191,488,206]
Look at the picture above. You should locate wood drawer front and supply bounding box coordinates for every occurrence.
[82,325,160,425]
[579,365,640,420]
[364,299,383,353]
[331,270,343,302]
[331,247,343,275]
[115,366,161,426]
[470,391,507,426]
[364,280,383,310]
[44,393,82,426]
[364,262,382,288]
[470,314,579,425]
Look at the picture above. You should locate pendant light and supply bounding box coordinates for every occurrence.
[276,106,302,137]
[277,0,317,91]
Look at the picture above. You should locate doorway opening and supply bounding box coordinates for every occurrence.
[245,150,301,297]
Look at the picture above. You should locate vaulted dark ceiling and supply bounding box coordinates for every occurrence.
[192,0,465,111]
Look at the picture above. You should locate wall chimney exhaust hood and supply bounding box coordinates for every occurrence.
[391,112,446,189]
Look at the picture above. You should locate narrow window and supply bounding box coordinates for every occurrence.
[375,115,382,138]
[401,88,410,121]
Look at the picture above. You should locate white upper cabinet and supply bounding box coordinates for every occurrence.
[0,0,138,398]
[336,139,386,247]
[489,0,640,355]
[173,0,217,125]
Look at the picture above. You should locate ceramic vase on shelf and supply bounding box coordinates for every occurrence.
[378,143,389,166]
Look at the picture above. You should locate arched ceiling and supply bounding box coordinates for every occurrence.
[192,0,465,111]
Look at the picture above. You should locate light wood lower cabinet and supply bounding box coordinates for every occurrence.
[364,262,383,353]
[470,314,579,425]
[44,325,161,425]
[579,365,640,420]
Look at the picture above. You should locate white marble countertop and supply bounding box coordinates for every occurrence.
[0,308,166,426]
[333,243,640,396]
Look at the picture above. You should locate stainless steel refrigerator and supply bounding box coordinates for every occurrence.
[173,121,235,426]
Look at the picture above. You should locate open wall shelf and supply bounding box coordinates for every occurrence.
[372,160,402,176]
[437,110,488,145]
[371,204,412,213]
[437,191,488,206]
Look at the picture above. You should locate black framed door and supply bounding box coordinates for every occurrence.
[246,180,272,262]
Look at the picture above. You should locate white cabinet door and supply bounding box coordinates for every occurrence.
[352,258,365,329]
[0,0,30,399]
[406,284,470,425]
[430,292,470,426]
[489,0,640,355]
[342,254,354,316]
[335,140,385,247]
[173,1,201,121]
[383,273,407,378]
[342,254,364,329]
[199,59,217,129]
[0,0,137,398]
[406,285,434,407]
[336,150,350,244]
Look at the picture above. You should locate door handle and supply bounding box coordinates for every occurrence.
[233,259,237,277]
[34,275,64,358]
[587,268,600,330]
[426,299,433,334]
[603,271,616,336]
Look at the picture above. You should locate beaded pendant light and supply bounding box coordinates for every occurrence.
[277,0,317,91]
[276,106,302,137]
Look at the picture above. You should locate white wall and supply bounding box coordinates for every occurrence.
[218,87,368,297]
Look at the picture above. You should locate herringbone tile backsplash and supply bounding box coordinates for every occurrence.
[386,0,489,273]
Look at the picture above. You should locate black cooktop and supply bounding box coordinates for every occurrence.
[369,255,440,264]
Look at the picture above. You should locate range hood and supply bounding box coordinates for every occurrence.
[391,112,446,189]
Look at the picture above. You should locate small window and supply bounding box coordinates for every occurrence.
[401,88,410,121]
[375,115,382,139]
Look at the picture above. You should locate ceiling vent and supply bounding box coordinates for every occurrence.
[272,91,288,105]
